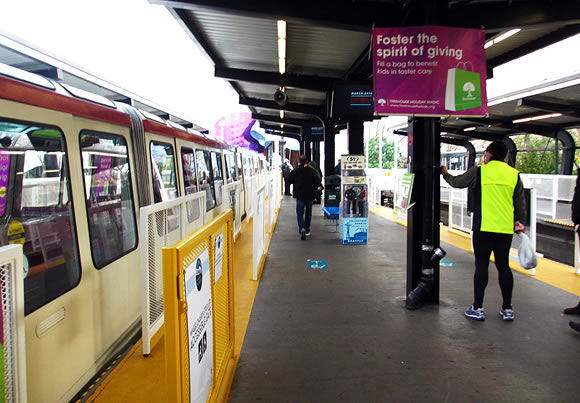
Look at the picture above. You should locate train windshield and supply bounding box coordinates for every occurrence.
[0,120,80,314]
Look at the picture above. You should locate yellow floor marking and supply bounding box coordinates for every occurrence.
[88,204,282,403]
[373,206,580,296]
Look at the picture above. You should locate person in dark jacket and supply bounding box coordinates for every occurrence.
[441,141,526,322]
[288,155,322,240]
[565,169,580,332]
[308,160,323,204]
[282,160,293,195]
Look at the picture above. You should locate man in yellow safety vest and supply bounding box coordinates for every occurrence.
[441,140,526,322]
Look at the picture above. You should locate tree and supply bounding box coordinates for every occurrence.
[513,135,560,174]
[365,136,405,169]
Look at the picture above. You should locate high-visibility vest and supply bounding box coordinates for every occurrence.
[479,160,519,234]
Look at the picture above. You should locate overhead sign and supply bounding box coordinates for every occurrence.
[372,26,487,117]
[302,123,324,141]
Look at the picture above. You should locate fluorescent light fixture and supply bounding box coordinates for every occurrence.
[277,20,286,74]
[440,131,448,135]
[512,113,562,124]
[484,28,521,49]
[463,126,477,132]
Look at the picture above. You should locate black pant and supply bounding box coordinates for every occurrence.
[472,231,513,310]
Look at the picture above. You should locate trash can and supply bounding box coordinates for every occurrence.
[381,190,393,208]
[324,175,341,207]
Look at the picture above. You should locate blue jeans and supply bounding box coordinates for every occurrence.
[296,199,313,233]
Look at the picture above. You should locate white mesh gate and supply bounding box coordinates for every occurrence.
[0,244,26,403]
[140,192,206,356]
[223,180,242,240]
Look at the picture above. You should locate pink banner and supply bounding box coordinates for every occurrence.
[373,26,488,117]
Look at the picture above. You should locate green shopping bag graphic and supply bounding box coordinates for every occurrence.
[445,61,482,111]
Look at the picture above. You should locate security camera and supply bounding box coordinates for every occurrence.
[274,88,288,106]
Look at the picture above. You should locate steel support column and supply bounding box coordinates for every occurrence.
[312,141,321,170]
[304,141,312,161]
[347,120,364,155]
[324,120,336,177]
[406,117,441,307]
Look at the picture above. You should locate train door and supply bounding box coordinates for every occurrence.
[77,121,141,368]
[175,139,199,196]
[194,145,226,222]
[0,108,89,403]
[0,99,140,402]
[236,151,246,217]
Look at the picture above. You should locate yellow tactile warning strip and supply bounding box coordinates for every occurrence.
[373,206,580,297]
[88,211,278,402]
[544,219,575,228]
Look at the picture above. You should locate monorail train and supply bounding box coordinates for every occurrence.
[0,63,267,402]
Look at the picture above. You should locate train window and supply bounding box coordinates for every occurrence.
[150,141,178,203]
[196,150,215,211]
[80,131,138,269]
[181,147,197,195]
[224,153,237,183]
[245,157,253,177]
[210,151,223,206]
[236,153,242,178]
[0,119,80,315]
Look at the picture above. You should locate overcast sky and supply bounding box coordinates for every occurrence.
[1,0,579,131]
[0,0,246,129]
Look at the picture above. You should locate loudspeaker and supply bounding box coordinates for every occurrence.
[274,88,288,106]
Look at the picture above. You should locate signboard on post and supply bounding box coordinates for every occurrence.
[395,173,415,211]
[184,248,213,403]
[372,26,487,117]
[340,155,368,245]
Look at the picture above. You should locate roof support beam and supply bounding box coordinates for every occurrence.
[251,113,308,127]
[215,66,334,92]
[264,130,300,140]
[488,24,580,70]
[152,0,580,33]
[240,96,321,115]
[518,98,580,119]
[260,123,301,135]
[460,117,561,138]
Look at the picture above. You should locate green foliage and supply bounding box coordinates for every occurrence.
[365,136,405,169]
[513,135,560,174]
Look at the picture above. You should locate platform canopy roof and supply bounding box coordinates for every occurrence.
[151,0,580,138]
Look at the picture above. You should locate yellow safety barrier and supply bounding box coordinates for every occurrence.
[163,210,235,403]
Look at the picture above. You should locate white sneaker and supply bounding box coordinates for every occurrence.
[500,308,514,321]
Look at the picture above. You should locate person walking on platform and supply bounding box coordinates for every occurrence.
[308,160,323,204]
[564,168,580,332]
[288,155,322,240]
[282,160,293,196]
[441,141,526,322]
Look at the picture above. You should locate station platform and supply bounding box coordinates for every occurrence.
[87,196,580,402]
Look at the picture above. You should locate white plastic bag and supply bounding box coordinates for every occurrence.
[518,233,537,270]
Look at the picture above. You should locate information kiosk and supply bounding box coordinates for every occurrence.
[339,155,368,244]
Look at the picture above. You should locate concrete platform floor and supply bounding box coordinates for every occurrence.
[229,196,580,402]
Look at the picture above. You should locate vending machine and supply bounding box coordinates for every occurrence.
[339,155,368,244]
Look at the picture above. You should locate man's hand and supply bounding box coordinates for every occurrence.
[514,221,525,233]
[440,166,448,175]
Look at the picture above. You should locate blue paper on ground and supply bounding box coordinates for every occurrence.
[440,258,456,267]
[307,260,329,270]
